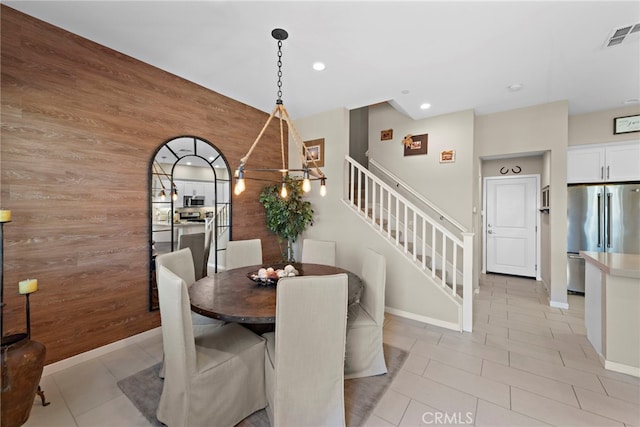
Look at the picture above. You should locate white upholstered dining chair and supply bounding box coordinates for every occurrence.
[263,274,349,427]
[300,238,336,266]
[155,248,225,378]
[344,248,388,379]
[224,238,263,270]
[156,265,267,427]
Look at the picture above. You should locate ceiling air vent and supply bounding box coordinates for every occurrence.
[605,23,640,47]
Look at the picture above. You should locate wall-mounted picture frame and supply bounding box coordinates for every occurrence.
[540,185,550,213]
[403,133,428,156]
[439,150,456,163]
[303,138,324,167]
[614,114,640,134]
[380,129,393,141]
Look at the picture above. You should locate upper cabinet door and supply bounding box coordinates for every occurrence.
[568,141,640,183]
[605,141,640,182]
[567,145,605,183]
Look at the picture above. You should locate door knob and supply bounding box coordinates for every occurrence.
[487,230,493,234]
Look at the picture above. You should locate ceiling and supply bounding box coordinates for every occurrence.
[5,1,640,121]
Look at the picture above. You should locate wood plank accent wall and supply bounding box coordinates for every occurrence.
[1,6,284,364]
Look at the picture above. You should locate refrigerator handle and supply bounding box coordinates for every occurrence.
[607,192,612,249]
[597,193,602,248]
[601,166,604,180]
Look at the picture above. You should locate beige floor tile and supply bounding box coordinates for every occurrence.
[481,360,579,407]
[544,311,586,325]
[51,358,122,417]
[99,344,158,381]
[475,399,551,426]
[488,316,555,338]
[23,375,77,427]
[575,386,640,426]
[412,340,483,375]
[384,319,443,343]
[485,334,565,365]
[391,370,478,416]
[372,388,411,425]
[511,387,625,426]
[383,331,416,352]
[399,399,472,427]
[363,414,396,427]
[599,376,640,405]
[438,334,509,365]
[507,328,587,354]
[75,395,151,427]
[424,360,510,408]
[473,319,509,337]
[562,354,640,386]
[509,352,605,393]
[136,334,164,363]
[403,352,429,375]
[507,312,574,332]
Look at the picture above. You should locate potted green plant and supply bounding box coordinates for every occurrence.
[259,176,314,262]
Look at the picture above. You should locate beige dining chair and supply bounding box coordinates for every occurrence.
[156,265,267,427]
[178,232,206,280]
[155,248,225,378]
[344,248,388,379]
[263,274,348,427]
[300,238,336,266]
[225,238,263,270]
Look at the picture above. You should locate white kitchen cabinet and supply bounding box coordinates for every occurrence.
[567,140,640,183]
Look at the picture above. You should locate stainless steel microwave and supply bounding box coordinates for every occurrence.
[184,195,205,206]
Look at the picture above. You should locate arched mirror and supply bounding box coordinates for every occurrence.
[149,136,232,310]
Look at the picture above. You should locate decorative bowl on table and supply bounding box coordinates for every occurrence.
[247,264,300,286]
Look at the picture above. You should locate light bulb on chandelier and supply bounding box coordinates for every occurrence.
[233,28,327,199]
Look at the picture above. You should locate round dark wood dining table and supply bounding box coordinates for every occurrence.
[189,263,363,324]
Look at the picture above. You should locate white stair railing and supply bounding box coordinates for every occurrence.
[344,155,474,332]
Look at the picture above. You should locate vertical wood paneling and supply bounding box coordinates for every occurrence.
[1,6,284,364]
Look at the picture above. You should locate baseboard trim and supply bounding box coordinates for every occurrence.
[42,327,162,377]
[385,307,460,332]
[549,299,569,309]
[604,360,640,378]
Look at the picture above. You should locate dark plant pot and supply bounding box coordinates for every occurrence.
[1,333,46,427]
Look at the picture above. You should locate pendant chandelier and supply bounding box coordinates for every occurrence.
[152,161,178,201]
[234,28,327,198]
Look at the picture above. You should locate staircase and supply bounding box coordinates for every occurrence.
[343,156,474,332]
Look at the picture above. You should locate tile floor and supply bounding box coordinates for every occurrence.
[24,273,640,426]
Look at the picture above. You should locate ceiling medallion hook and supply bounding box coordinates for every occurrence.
[234,28,327,199]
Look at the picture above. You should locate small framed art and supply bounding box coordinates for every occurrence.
[303,138,324,167]
[614,114,640,134]
[403,133,428,156]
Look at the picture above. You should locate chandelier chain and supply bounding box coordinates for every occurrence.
[276,40,283,103]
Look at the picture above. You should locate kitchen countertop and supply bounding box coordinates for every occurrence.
[580,251,640,279]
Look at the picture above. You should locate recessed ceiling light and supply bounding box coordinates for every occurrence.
[312,62,325,71]
[507,83,524,92]
[420,103,431,110]
[401,90,410,95]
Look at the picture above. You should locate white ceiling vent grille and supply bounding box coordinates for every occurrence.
[604,23,640,47]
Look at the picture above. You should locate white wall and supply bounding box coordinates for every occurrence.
[368,104,475,230]
[292,108,460,327]
[475,101,569,307]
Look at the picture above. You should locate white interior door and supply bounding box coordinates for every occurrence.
[484,175,538,278]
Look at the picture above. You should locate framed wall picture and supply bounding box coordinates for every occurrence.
[440,150,456,163]
[403,133,428,156]
[614,114,640,134]
[303,138,324,167]
[380,129,393,141]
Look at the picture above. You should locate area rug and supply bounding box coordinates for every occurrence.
[118,344,407,427]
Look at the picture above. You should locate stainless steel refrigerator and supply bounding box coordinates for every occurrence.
[567,183,640,292]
